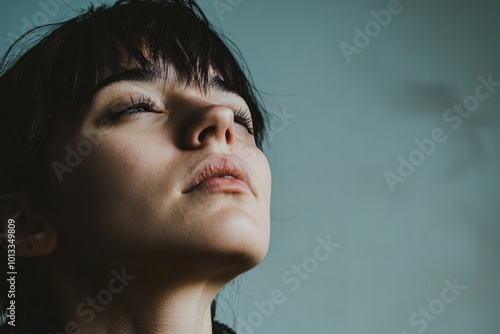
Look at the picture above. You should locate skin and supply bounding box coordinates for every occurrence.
[5,66,272,333]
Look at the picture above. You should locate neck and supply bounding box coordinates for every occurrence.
[45,261,232,334]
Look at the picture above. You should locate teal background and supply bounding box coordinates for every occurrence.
[1,0,499,333]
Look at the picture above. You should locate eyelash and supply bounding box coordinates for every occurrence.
[233,107,254,135]
[110,95,255,135]
[110,95,160,119]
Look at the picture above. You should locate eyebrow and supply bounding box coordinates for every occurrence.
[93,67,159,93]
[92,67,236,96]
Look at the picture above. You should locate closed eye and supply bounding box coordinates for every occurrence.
[233,107,254,135]
[109,95,160,120]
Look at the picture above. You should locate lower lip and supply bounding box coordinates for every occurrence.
[189,177,251,194]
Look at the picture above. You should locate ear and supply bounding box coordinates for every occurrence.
[0,194,58,257]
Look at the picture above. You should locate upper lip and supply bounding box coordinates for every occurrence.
[182,154,252,194]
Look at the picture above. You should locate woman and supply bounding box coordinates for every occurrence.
[0,0,272,333]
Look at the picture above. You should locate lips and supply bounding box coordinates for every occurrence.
[182,154,252,194]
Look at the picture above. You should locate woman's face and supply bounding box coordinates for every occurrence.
[47,67,272,277]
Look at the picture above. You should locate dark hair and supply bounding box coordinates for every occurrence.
[0,0,267,332]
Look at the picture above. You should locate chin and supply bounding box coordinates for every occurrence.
[196,210,270,276]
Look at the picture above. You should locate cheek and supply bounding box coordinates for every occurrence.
[247,149,272,261]
[78,134,165,198]
[238,146,272,241]
[50,133,176,258]
[248,148,272,207]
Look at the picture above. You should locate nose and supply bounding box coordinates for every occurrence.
[182,105,236,149]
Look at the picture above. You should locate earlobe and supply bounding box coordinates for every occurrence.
[0,194,59,257]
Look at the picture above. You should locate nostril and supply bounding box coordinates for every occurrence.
[197,126,213,142]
